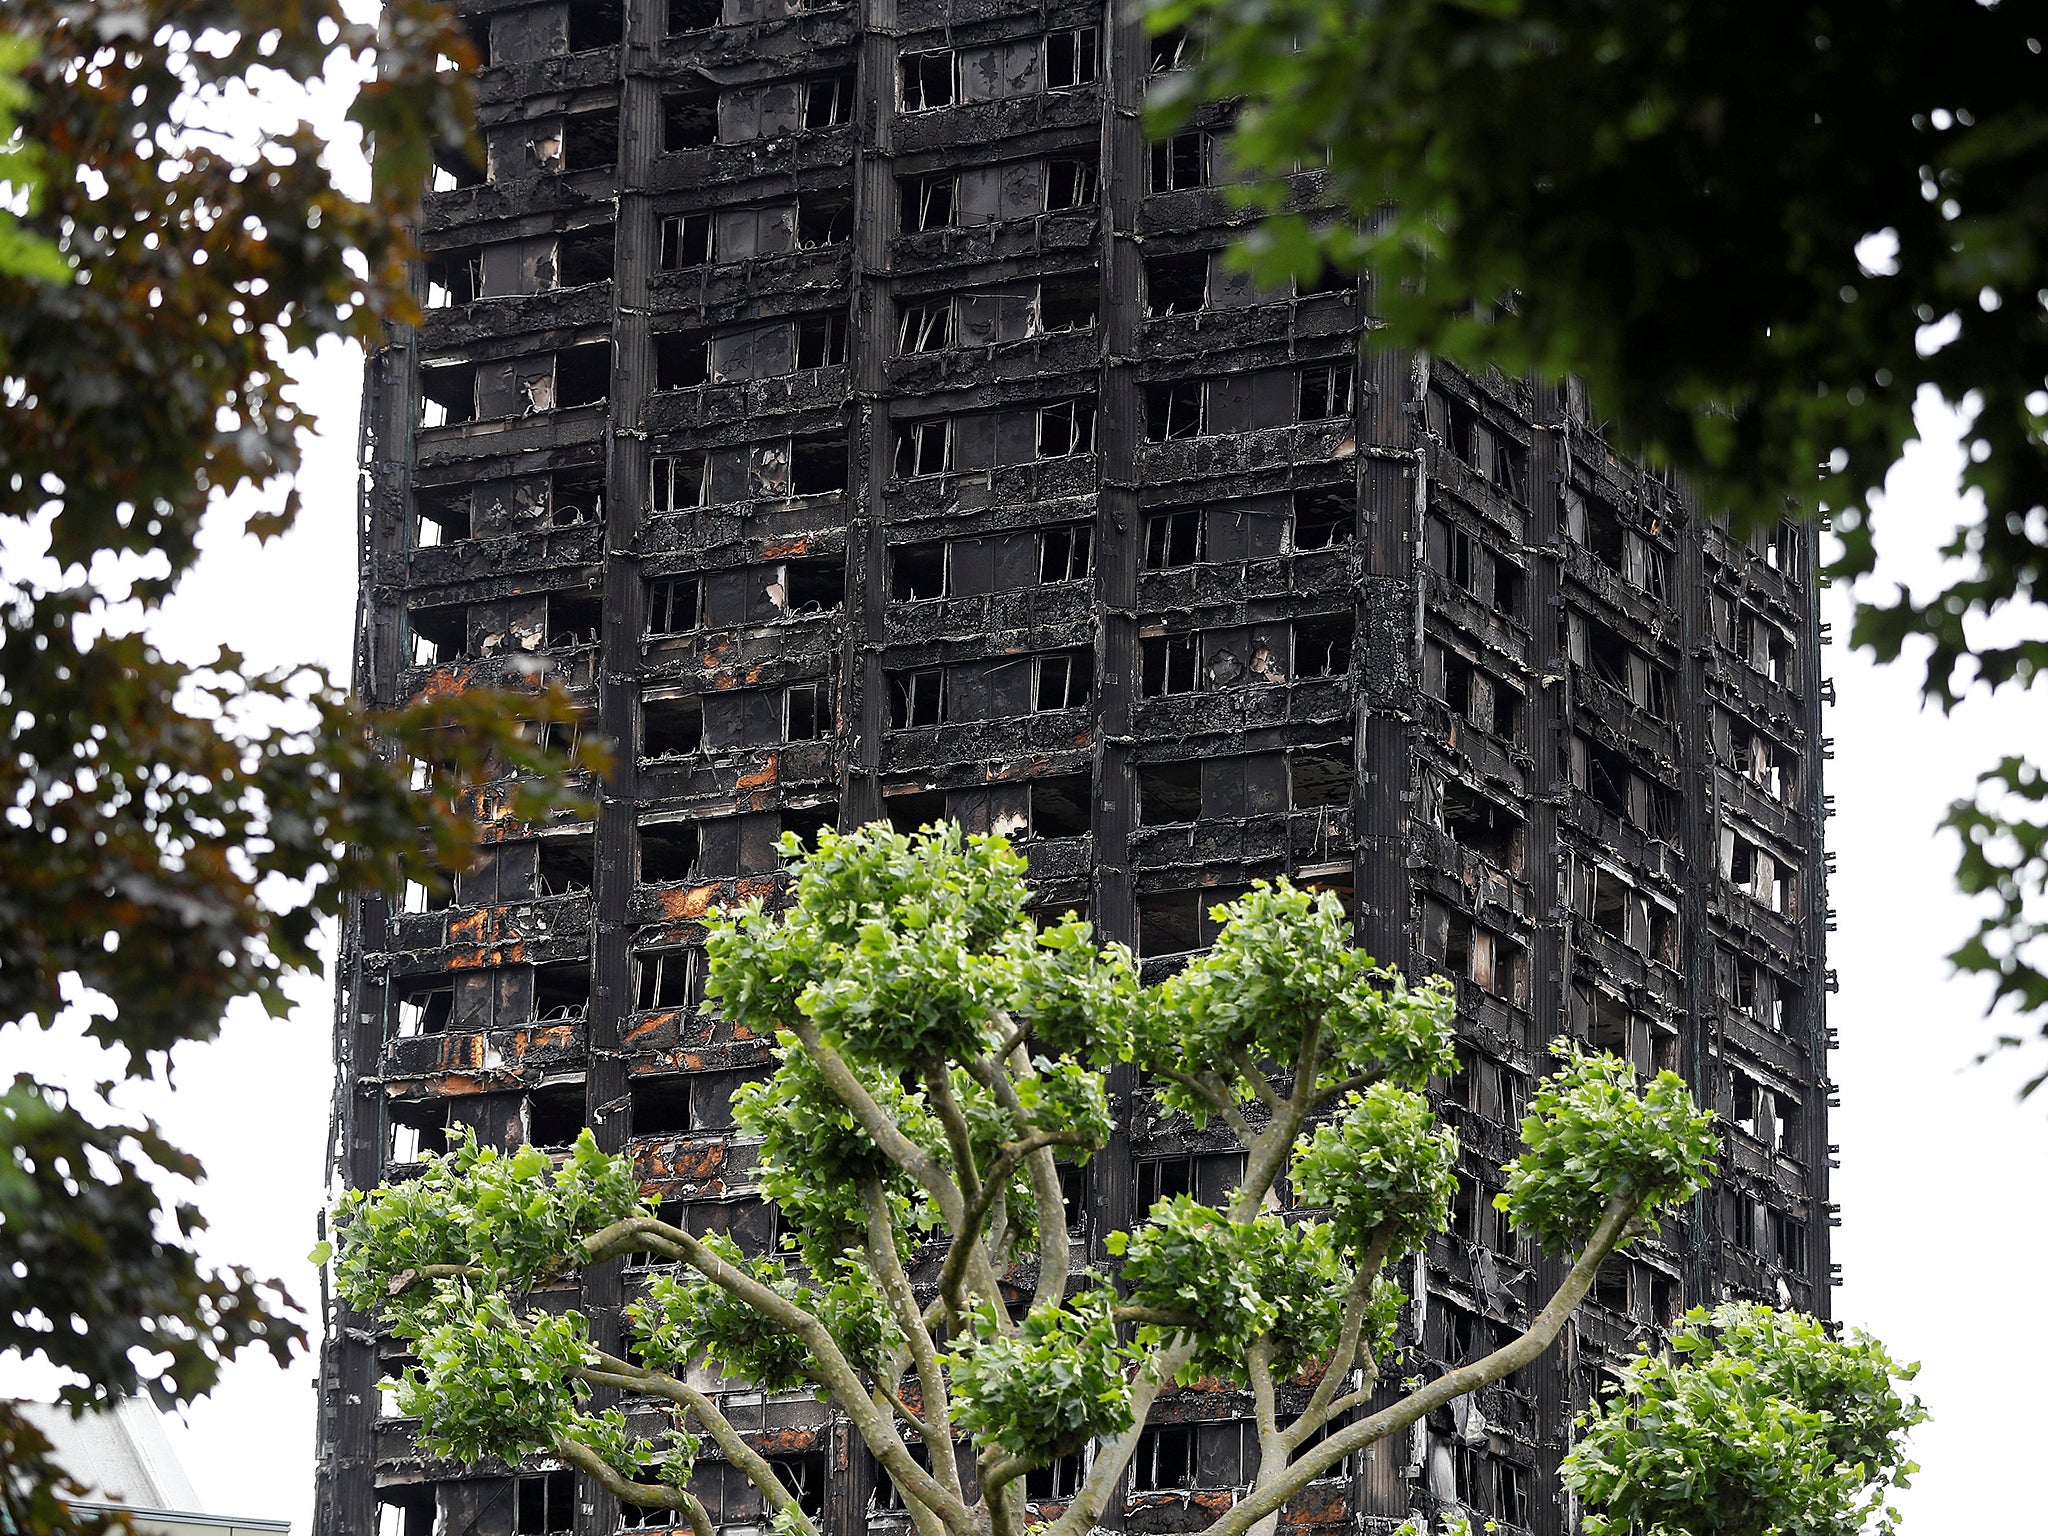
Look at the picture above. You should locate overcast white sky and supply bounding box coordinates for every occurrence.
[4,40,2045,1535]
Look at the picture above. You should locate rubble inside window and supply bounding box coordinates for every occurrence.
[324,8,1832,1533]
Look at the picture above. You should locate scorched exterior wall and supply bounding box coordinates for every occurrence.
[316,1,1836,1532]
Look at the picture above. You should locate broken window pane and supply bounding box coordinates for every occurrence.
[1291,617,1351,678]
[796,191,854,247]
[1144,251,1208,316]
[658,211,713,270]
[641,694,705,758]
[1034,651,1092,710]
[899,171,957,232]
[1138,761,1201,825]
[893,417,951,477]
[407,604,468,666]
[891,541,945,600]
[1148,27,1200,73]
[1292,486,1353,550]
[513,1471,575,1536]
[900,49,957,111]
[1039,524,1092,583]
[784,680,829,740]
[1143,508,1204,568]
[889,669,944,728]
[803,70,856,128]
[562,107,619,172]
[1149,131,1209,191]
[1044,155,1098,209]
[1036,398,1096,458]
[1037,273,1097,332]
[662,89,719,151]
[640,821,700,884]
[667,0,722,33]
[1143,380,1203,441]
[790,436,848,495]
[630,1075,693,1137]
[654,331,709,391]
[1131,1425,1195,1491]
[646,575,701,637]
[1291,746,1350,809]
[898,297,953,353]
[1297,361,1355,420]
[635,948,702,1011]
[1139,634,1200,696]
[554,342,611,407]
[418,361,477,427]
[796,310,848,368]
[394,980,455,1038]
[1030,774,1091,837]
[1044,28,1098,89]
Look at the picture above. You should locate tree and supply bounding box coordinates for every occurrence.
[1144,0,2048,1079]
[0,4,599,1528]
[328,826,1917,1536]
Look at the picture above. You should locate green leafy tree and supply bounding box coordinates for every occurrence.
[327,827,1907,1536]
[1144,0,2048,1079]
[0,4,602,1529]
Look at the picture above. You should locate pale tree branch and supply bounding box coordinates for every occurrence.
[785,1017,967,1228]
[583,1216,974,1532]
[583,1352,820,1536]
[1229,1048,1285,1115]
[1153,1066,1257,1143]
[551,1437,716,1536]
[1199,1196,1638,1536]
[859,1176,964,1512]
[1039,1336,1198,1536]
[1286,1230,1395,1448]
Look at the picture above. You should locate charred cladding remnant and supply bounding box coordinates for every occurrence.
[316,0,1835,1531]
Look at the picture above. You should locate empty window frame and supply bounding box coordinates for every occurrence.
[1720,827,1796,915]
[897,296,953,353]
[900,48,957,111]
[1044,27,1099,88]
[791,436,849,494]
[650,450,709,514]
[899,171,957,232]
[796,191,854,247]
[1291,617,1352,679]
[1297,360,1355,420]
[1040,523,1092,583]
[566,0,625,51]
[796,310,848,368]
[561,108,620,172]
[1424,511,1525,617]
[393,979,456,1038]
[630,1074,694,1137]
[667,0,722,34]
[407,603,468,667]
[388,1100,452,1163]
[1431,776,1525,871]
[1144,251,1208,315]
[555,342,611,407]
[635,947,703,1011]
[1131,1425,1195,1492]
[1569,981,1679,1076]
[639,821,701,884]
[1037,273,1098,332]
[662,89,718,151]
[1149,131,1210,191]
[513,1471,575,1536]
[1419,899,1526,1004]
[894,417,952,477]
[1134,1150,1246,1212]
[1044,154,1099,210]
[654,331,709,391]
[544,590,601,650]
[1730,1068,1803,1155]
[419,361,477,427]
[889,669,944,728]
[1422,640,1524,741]
[641,693,705,758]
[803,70,857,128]
[1037,398,1096,458]
[1143,380,1203,441]
[1148,27,1200,72]
[1292,487,1354,551]
[411,488,471,547]
[1726,713,1798,803]
[423,247,482,308]
[1143,508,1204,569]
[784,679,831,741]
[1566,490,1669,597]
[658,211,714,269]
[1139,633,1200,696]
[646,575,701,637]
[1024,1453,1084,1502]
[1568,733,1683,842]
[1034,651,1092,710]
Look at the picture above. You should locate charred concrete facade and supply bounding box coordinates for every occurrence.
[316,1,1836,1532]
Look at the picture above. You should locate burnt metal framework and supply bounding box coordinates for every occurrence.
[315,0,1836,1532]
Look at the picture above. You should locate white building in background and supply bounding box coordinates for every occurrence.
[13,1396,291,1536]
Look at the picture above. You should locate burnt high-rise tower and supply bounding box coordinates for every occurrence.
[316,1,1834,1531]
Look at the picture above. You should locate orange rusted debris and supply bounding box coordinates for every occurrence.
[736,753,779,790]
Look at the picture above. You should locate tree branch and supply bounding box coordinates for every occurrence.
[1039,1336,1198,1536]
[860,1176,963,1511]
[1152,1066,1257,1143]
[1196,1196,1637,1536]
[1286,1231,1394,1447]
[786,1017,966,1227]
[551,1437,715,1536]
[583,1353,821,1536]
